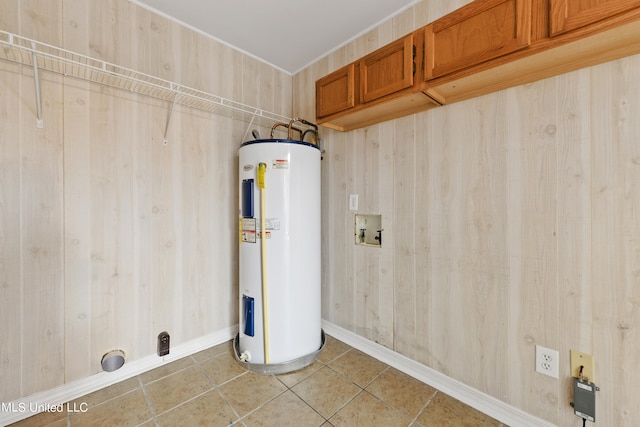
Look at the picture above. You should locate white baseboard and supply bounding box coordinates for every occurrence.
[2,322,553,427]
[0,326,237,426]
[321,320,555,427]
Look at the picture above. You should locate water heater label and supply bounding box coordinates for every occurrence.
[255,218,280,231]
[266,218,280,230]
[272,159,289,169]
[241,218,256,243]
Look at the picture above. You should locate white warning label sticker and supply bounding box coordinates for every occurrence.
[241,218,256,243]
[272,159,289,169]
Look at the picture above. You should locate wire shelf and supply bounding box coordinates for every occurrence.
[0,30,292,130]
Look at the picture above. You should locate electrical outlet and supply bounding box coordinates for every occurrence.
[349,194,358,211]
[536,345,559,379]
[570,350,595,383]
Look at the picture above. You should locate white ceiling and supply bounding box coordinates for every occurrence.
[132,0,420,74]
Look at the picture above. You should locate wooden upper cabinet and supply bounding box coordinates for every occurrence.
[550,0,640,36]
[316,63,356,118]
[360,34,416,103]
[316,0,640,131]
[424,0,532,80]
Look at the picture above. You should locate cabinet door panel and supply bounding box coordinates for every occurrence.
[361,34,415,103]
[550,0,640,36]
[316,63,355,118]
[425,0,531,80]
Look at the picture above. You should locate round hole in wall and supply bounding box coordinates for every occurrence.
[101,349,125,372]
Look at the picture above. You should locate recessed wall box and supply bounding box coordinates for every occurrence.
[354,214,382,247]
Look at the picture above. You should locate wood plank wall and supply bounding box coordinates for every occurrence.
[0,0,291,401]
[2,0,639,425]
[293,1,640,425]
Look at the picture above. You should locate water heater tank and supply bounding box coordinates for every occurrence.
[236,139,323,373]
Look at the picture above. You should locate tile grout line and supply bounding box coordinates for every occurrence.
[194,352,295,426]
[409,390,439,426]
[137,375,160,427]
[324,351,436,425]
[283,376,331,424]
[311,364,368,421]
[31,337,500,427]
[138,353,251,425]
[233,383,291,425]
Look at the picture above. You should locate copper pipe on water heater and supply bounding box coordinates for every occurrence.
[271,119,319,142]
[288,118,318,143]
[270,121,304,140]
[270,122,288,138]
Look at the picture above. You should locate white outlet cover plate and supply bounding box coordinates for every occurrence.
[535,345,559,379]
[349,194,358,211]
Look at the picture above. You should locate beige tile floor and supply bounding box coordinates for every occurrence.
[10,335,506,426]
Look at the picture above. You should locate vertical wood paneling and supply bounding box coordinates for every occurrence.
[392,8,414,38]
[129,98,156,361]
[241,56,259,121]
[460,93,509,398]
[392,116,417,357]
[352,127,367,335]
[427,103,465,379]
[519,77,560,422]
[62,0,92,383]
[554,68,593,427]
[293,1,640,424]
[412,110,433,366]
[64,0,144,377]
[62,80,94,380]
[505,85,526,409]
[345,130,359,330]
[590,56,640,427]
[350,123,394,347]
[376,123,395,349]
[177,29,214,339]
[506,78,561,423]
[1,0,294,399]
[326,129,352,328]
[0,59,23,402]
[136,6,179,348]
[3,1,640,425]
[0,0,25,402]
[16,0,65,399]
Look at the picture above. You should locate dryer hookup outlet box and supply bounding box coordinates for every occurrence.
[157,331,170,356]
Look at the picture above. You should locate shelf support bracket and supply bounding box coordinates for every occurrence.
[163,90,178,145]
[31,42,43,128]
[241,109,260,143]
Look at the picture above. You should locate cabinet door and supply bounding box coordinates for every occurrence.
[424,0,531,80]
[360,34,415,103]
[316,63,356,118]
[550,0,640,36]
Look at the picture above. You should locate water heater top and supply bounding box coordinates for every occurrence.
[240,138,320,150]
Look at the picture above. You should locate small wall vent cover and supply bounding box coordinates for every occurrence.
[101,349,125,372]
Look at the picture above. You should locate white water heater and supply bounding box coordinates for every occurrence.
[236,139,323,373]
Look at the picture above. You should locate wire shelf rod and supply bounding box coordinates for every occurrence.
[0,30,292,130]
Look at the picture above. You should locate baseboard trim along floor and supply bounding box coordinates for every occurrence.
[0,326,237,426]
[321,321,555,427]
[2,321,553,426]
